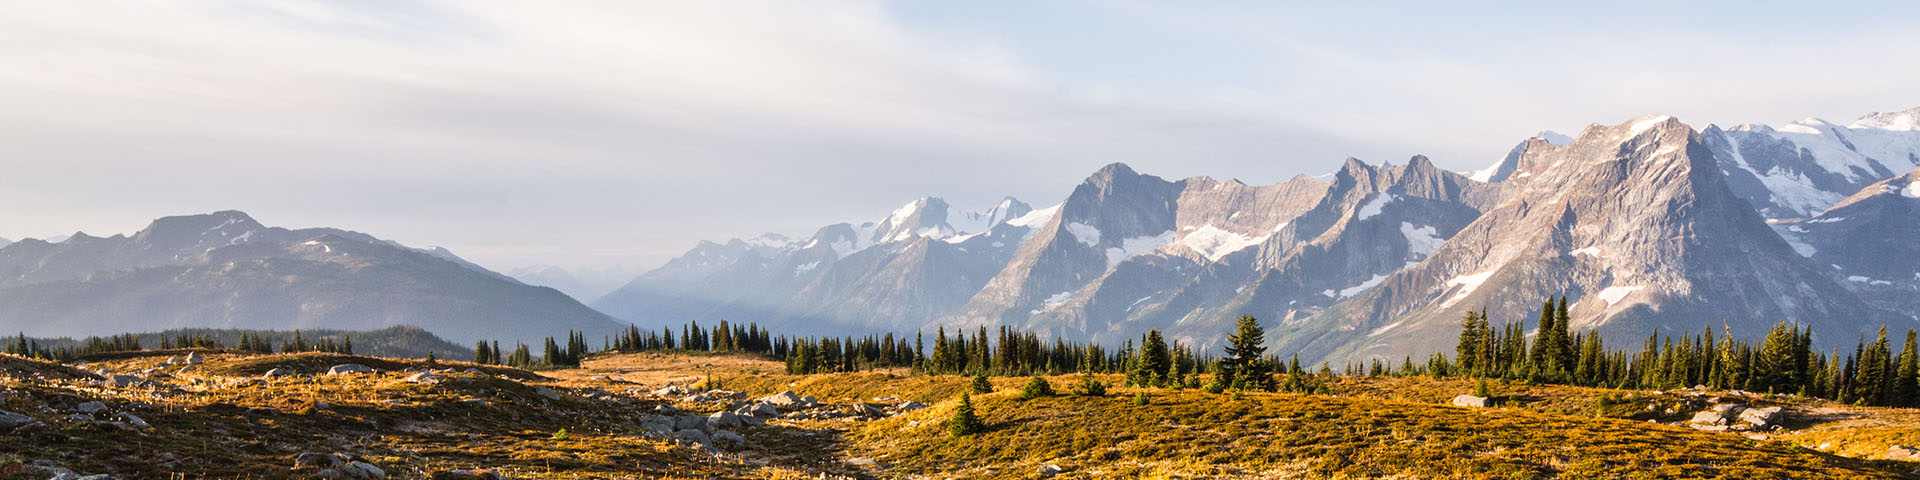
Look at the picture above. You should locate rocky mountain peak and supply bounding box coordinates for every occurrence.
[132,210,266,250]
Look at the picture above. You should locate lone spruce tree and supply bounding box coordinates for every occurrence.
[949,393,985,437]
[1130,330,1170,387]
[1223,314,1272,391]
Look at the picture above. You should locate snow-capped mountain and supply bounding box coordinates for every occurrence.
[1305,115,1884,363]
[593,197,1043,334]
[610,107,1920,364]
[1700,108,1920,219]
[0,237,11,249]
[0,211,624,345]
[1772,166,1920,319]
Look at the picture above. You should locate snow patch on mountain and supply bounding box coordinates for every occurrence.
[1629,115,1671,135]
[1339,274,1389,298]
[1179,225,1268,262]
[1008,204,1060,227]
[1570,247,1602,258]
[1904,182,1920,199]
[1066,222,1102,247]
[1355,193,1396,220]
[1439,270,1497,307]
[1596,285,1645,306]
[1400,223,1444,258]
[1105,231,1176,269]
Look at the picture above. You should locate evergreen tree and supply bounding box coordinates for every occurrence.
[1897,329,1919,407]
[948,393,985,437]
[1130,330,1171,387]
[1221,315,1272,390]
[971,375,993,394]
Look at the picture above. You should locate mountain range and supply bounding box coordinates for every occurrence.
[603,107,1920,363]
[0,211,624,346]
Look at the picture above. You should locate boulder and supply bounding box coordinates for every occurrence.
[671,415,709,432]
[760,391,806,408]
[654,385,689,396]
[1690,411,1731,426]
[1711,403,1744,413]
[1888,445,1920,461]
[339,461,386,479]
[327,364,373,375]
[430,470,506,480]
[737,403,778,418]
[711,429,745,449]
[1450,395,1491,408]
[264,368,294,379]
[120,413,150,429]
[75,401,107,414]
[405,372,444,385]
[0,409,39,430]
[637,416,675,435]
[1738,406,1784,429]
[185,352,205,364]
[672,429,711,446]
[108,375,144,387]
[707,411,743,429]
[588,375,613,382]
[1039,464,1065,477]
[294,452,344,468]
[897,401,928,412]
[533,386,561,400]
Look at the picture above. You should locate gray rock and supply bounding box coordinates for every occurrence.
[710,429,745,448]
[638,416,675,435]
[339,461,386,479]
[1039,464,1064,477]
[294,452,344,468]
[1711,403,1743,413]
[897,401,928,411]
[1738,406,1783,429]
[108,375,143,387]
[405,372,444,385]
[1889,445,1920,461]
[0,409,38,430]
[672,429,711,446]
[75,401,107,414]
[1690,411,1731,426]
[707,411,743,429]
[737,402,778,418]
[671,415,709,432]
[119,413,150,429]
[533,386,561,400]
[327,364,373,375]
[185,352,204,364]
[654,385,689,396]
[760,391,805,408]
[1450,395,1491,408]
[264,368,294,379]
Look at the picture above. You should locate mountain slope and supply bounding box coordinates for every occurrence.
[594,197,1042,335]
[1773,166,1920,318]
[1301,115,1883,363]
[0,211,623,346]
[1700,108,1920,218]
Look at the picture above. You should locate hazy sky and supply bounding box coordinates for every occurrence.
[4,1,1917,273]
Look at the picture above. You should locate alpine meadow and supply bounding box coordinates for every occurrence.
[5,2,1920,479]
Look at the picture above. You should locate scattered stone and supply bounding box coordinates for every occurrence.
[120,413,150,429]
[533,386,561,400]
[431,470,507,480]
[0,409,40,430]
[108,375,144,387]
[185,352,205,364]
[75,401,107,414]
[460,398,489,407]
[654,385,689,396]
[1738,406,1784,430]
[339,461,386,479]
[681,394,713,403]
[294,452,345,468]
[264,368,294,379]
[707,411,743,429]
[1039,464,1065,477]
[588,375,613,381]
[327,364,374,375]
[737,402,778,418]
[1711,403,1744,413]
[711,429,745,448]
[671,415,710,432]
[1690,411,1731,427]
[846,457,878,467]
[405,372,444,385]
[638,416,675,435]
[897,401,928,412]
[1450,395,1491,408]
[1890,445,1920,461]
[672,428,711,446]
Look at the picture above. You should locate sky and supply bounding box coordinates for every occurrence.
[4,1,1918,276]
